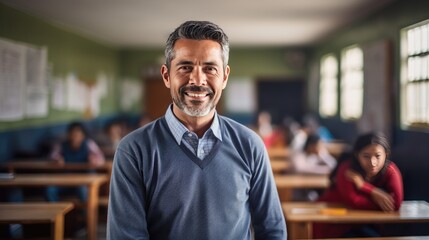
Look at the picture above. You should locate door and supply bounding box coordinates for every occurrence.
[257,79,306,125]
[145,78,172,120]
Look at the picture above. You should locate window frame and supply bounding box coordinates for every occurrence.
[400,19,429,130]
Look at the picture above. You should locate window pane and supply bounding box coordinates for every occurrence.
[319,54,338,117]
[401,19,429,128]
[340,46,363,120]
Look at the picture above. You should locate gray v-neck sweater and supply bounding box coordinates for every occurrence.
[107,116,286,240]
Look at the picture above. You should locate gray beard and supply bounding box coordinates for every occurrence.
[173,97,214,117]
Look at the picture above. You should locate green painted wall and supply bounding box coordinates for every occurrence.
[229,47,306,78]
[120,47,307,79]
[0,3,120,131]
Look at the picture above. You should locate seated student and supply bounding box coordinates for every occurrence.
[46,121,105,202]
[313,132,403,238]
[290,134,337,200]
[291,134,337,175]
[97,121,124,158]
[254,111,286,148]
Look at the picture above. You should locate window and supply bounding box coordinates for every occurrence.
[401,19,429,128]
[319,54,338,117]
[340,45,363,120]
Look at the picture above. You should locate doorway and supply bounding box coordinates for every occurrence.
[257,79,306,125]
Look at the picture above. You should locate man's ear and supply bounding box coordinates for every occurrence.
[222,65,230,89]
[161,64,171,88]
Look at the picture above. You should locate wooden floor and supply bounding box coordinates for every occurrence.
[65,223,106,240]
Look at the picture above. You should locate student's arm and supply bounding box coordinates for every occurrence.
[87,139,105,166]
[346,163,403,211]
[335,163,379,210]
[383,163,404,210]
[49,143,64,165]
[318,147,337,169]
[293,152,333,174]
[107,147,149,240]
[249,139,287,240]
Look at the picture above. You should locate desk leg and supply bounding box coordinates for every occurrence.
[278,188,292,202]
[287,222,312,239]
[52,214,65,240]
[87,184,100,240]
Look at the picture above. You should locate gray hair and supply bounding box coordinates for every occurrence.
[164,21,229,72]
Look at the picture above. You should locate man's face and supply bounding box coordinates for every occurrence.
[161,39,230,118]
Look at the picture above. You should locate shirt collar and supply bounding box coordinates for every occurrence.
[165,104,222,145]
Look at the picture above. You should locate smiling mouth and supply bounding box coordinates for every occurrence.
[180,85,214,100]
[185,92,209,98]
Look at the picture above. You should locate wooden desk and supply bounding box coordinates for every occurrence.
[0,202,73,240]
[0,174,108,240]
[283,201,429,239]
[274,174,329,202]
[268,147,290,159]
[270,159,290,174]
[3,160,113,208]
[319,237,429,240]
[4,160,112,173]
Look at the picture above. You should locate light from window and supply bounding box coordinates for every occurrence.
[340,45,363,120]
[319,54,338,117]
[401,19,429,128]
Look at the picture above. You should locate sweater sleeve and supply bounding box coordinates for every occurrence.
[335,162,379,210]
[383,163,404,210]
[248,141,287,240]
[107,146,149,240]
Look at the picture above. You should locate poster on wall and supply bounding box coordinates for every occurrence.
[51,76,66,110]
[121,78,141,110]
[0,38,26,121]
[0,38,49,120]
[224,78,256,113]
[25,46,48,117]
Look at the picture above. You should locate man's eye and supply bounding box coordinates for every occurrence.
[205,67,217,73]
[180,66,192,71]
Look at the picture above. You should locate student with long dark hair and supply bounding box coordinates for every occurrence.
[313,132,403,238]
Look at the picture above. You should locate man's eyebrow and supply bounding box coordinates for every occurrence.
[203,61,219,66]
[174,60,220,66]
[175,60,194,66]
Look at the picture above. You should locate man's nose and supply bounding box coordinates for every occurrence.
[189,68,207,86]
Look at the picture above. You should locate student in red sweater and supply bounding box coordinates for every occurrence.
[313,132,403,238]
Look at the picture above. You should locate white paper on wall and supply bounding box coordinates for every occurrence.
[0,38,26,121]
[224,78,256,113]
[121,78,141,110]
[25,46,48,117]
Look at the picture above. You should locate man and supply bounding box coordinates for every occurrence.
[107,20,286,240]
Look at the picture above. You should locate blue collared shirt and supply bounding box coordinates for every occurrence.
[165,105,222,160]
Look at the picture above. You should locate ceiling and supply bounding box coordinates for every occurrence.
[1,0,395,48]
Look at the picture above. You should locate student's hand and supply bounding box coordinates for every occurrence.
[89,154,103,167]
[52,156,65,166]
[371,188,395,212]
[345,169,365,189]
